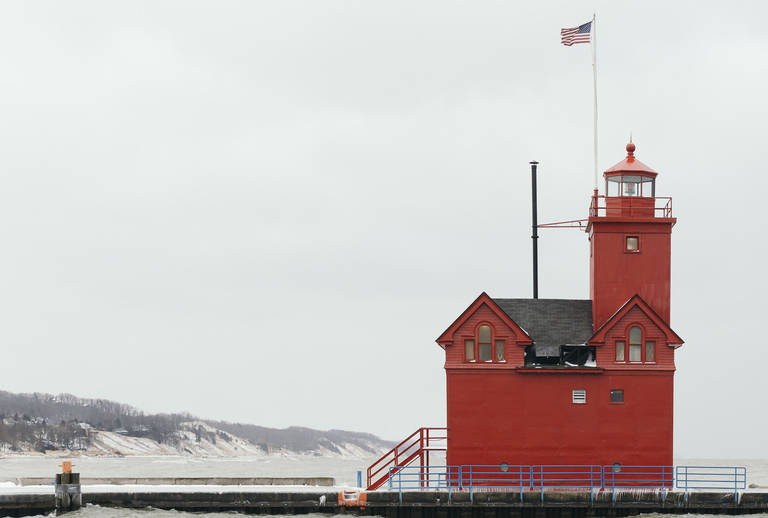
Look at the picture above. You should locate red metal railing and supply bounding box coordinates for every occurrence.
[366,427,447,490]
[537,196,674,230]
[589,195,673,218]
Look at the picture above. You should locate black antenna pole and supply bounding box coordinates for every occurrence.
[530,161,539,299]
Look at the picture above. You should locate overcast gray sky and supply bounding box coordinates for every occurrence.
[0,1,765,459]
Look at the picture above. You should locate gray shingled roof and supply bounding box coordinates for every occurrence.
[492,299,593,350]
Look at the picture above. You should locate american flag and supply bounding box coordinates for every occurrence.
[561,21,592,46]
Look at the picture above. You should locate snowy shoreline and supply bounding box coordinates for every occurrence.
[1,422,388,459]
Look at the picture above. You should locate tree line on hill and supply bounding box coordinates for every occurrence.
[0,391,189,451]
[0,390,392,455]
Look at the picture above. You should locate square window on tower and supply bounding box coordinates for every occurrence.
[626,236,639,252]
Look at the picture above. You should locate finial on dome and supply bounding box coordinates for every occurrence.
[626,137,636,157]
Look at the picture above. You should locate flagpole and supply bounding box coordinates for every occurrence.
[591,13,598,192]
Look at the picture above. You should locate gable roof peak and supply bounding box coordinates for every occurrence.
[435,292,533,346]
[590,294,684,346]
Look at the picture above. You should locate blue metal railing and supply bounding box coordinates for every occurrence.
[384,464,748,500]
[676,465,747,497]
[388,465,458,502]
[602,465,674,502]
[602,465,674,488]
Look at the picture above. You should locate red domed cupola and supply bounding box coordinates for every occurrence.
[605,140,657,196]
[602,141,659,217]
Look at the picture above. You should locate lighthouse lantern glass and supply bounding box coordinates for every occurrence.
[641,176,655,197]
[622,176,641,197]
[606,175,655,197]
[606,176,621,196]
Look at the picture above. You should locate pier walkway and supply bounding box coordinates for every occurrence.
[2,484,768,517]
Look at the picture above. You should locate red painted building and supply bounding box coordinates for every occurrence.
[435,142,683,470]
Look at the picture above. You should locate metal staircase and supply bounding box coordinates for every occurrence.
[366,427,447,490]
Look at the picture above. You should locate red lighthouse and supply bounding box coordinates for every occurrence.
[366,142,685,490]
[437,141,683,469]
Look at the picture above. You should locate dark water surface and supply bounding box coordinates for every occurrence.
[22,506,768,518]
[29,507,365,518]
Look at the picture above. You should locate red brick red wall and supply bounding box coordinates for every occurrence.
[590,220,674,329]
[445,369,674,468]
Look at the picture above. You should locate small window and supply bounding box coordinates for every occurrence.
[626,236,639,251]
[465,339,475,361]
[495,340,505,362]
[615,340,625,362]
[572,389,586,404]
[646,341,655,362]
[610,390,624,403]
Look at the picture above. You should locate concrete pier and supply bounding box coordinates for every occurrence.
[1,488,768,517]
[17,476,335,487]
[54,472,81,515]
[364,489,768,516]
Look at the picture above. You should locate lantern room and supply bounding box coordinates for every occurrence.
[603,141,658,218]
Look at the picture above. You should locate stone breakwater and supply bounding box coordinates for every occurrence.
[2,486,768,517]
[15,477,336,486]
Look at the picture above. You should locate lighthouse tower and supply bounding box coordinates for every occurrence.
[589,141,676,330]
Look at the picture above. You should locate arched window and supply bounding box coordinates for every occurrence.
[615,325,656,364]
[464,324,506,363]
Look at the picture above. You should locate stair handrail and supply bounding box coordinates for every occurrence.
[367,429,422,486]
[366,427,447,490]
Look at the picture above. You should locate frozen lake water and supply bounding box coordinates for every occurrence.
[0,454,376,487]
[1,456,767,487]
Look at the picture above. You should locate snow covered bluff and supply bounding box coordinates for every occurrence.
[31,422,385,457]
[0,391,392,457]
